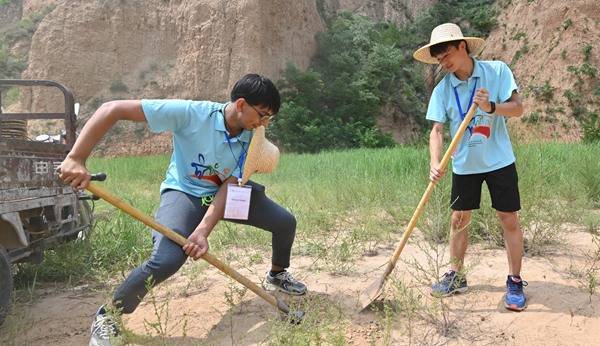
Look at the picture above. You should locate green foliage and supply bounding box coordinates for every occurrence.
[583,44,592,62]
[0,0,10,6]
[0,41,26,79]
[581,111,600,144]
[577,146,600,205]
[510,44,529,67]
[3,6,55,45]
[0,5,56,80]
[273,0,498,152]
[2,87,20,106]
[522,110,541,124]
[511,32,527,41]
[562,18,573,30]
[110,79,128,93]
[526,80,554,102]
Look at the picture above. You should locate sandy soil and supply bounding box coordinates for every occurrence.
[2,227,599,345]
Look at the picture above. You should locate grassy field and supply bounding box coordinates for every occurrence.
[7,142,600,344]
[13,142,600,284]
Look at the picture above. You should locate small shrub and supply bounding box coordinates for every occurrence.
[511,32,527,41]
[561,49,567,60]
[527,81,554,102]
[579,62,597,78]
[562,18,573,30]
[582,44,592,62]
[109,80,128,93]
[522,110,541,124]
[581,111,600,144]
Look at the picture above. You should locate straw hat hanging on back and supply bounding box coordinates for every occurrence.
[240,126,280,185]
[413,23,486,64]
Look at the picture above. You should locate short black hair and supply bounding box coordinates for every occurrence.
[230,74,281,114]
[429,39,469,58]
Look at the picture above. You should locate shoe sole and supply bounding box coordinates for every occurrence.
[504,301,527,311]
[263,282,307,296]
[431,286,468,298]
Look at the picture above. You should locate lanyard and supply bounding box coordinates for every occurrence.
[225,131,247,180]
[453,78,478,133]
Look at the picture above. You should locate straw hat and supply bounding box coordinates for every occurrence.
[240,126,280,184]
[413,23,485,64]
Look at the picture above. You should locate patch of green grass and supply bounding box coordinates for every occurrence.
[13,143,600,282]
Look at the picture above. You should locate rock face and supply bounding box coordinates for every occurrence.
[14,0,436,154]
[482,0,599,141]
[22,0,325,113]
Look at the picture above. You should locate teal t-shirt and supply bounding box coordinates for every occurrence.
[426,59,519,174]
[142,99,251,197]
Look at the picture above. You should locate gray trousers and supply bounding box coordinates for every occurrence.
[113,181,296,313]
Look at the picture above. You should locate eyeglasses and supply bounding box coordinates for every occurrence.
[434,45,457,63]
[248,103,275,121]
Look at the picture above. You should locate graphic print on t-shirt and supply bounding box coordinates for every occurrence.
[468,114,493,147]
[188,153,227,186]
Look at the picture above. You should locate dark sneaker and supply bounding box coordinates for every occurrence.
[431,270,468,297]
[89,305,120,346]
[263,270,307,296]
[504,275,528,311]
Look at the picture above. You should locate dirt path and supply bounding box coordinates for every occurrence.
[2,228,599,345]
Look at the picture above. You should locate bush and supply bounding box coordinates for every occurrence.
[526,80,554,102]
[273,0,498,153]
[110,79,128,93]
[0,41,26,79]
[581,112,600,144]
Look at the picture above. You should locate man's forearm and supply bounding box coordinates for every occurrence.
[194,176,238,237]
[68,101,146,161]
[494,100,524,118]
[429,128,444,166]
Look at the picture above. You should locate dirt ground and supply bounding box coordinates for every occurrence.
[2,226,599,345]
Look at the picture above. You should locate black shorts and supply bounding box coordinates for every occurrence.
[450,163,521,212]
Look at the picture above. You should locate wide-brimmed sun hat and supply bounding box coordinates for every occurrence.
[413,23,486,64]
[240,125,280,185]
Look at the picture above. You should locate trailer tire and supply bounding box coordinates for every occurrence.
[0,245,12,326]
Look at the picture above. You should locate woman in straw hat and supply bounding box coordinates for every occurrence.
[414,23,526,311]
[59,74,306,345]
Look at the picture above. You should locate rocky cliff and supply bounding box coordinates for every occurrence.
[482,0,599,142]
[5,0,434,154]
[3,0,597,154]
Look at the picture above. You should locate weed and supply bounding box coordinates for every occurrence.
[110,80,128,93]
[266,296,346,344]
[522,110,541,124]
[572,235,600,299]
[142,277,189,342]
[578,154,600,206]
[511,32,527,41]
[582,44,592,62]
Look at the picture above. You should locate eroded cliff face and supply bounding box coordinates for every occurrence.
[482,0,599,142]
[22,0,325,113]
[322,0,436,27]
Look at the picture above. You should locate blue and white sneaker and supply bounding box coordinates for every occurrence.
[431,269,468,297]
[505,275,528,311]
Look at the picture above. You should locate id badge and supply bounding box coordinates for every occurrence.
[224,184,252,220]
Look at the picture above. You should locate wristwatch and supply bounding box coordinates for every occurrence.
[486,101,496,114]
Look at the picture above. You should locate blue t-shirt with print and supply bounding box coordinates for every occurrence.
[142,99,251,197]
[426,59,518,175]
